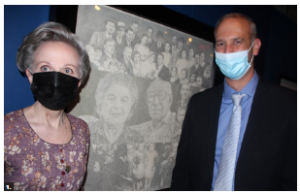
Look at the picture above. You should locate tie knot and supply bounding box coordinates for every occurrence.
[231,93,246,106]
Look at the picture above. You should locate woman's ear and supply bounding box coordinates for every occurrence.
[78,79,82,87]
[25,69,33,84]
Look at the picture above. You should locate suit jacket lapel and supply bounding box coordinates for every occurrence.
[207,83,224,184]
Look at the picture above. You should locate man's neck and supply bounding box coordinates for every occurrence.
[225,69,254,91]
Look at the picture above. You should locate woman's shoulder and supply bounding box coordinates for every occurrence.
[4,109,32,148]
[66,113,89,128]
[4,109,26,132]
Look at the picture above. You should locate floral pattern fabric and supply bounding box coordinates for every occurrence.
[4,109,89,191]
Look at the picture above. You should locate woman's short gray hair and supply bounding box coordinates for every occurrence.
[16,22,90,84]
[95,73,139,117]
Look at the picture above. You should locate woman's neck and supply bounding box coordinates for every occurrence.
[33,102,65,129]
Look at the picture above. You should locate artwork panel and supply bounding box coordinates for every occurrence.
[71,5,215,190]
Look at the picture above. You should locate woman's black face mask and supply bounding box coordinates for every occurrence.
[30,72,80,110]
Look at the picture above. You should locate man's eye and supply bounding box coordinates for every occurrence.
[234,40,242,44]
[216,42,224,47]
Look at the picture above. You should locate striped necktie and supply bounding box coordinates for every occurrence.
[214,93,246,191]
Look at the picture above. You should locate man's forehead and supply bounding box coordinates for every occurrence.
[215,17,251,40]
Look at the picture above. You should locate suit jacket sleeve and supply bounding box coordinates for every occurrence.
[280,97,297,190]
[170,95,194,190]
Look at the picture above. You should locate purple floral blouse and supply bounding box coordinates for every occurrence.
[4,109,90,191]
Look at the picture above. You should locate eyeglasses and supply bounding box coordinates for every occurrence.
[147,90,170,103]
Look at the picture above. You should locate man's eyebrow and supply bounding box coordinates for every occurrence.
[233,37,243,41]
[215,39,224,43]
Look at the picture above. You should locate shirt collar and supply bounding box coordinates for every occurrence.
[223,71,259,98]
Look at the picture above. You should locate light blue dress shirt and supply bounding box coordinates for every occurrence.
[211,71,259,191]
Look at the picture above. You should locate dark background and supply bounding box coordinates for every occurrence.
[5,5,297,115]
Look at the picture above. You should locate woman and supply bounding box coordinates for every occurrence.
[169,67,180,84]
[132,51,142,77]
[194,75,206,92]
[189,73,197,87]
[4,22,91,190]
[80,72,141,191]
[134,34,150,62]
[175,49,189,79]
[188,48,195,67]
[179,68,189,85]
[141,51,156,79]
[161,42,172,69]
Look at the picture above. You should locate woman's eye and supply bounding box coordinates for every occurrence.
[64,68,73,74]
[41,66,50,72]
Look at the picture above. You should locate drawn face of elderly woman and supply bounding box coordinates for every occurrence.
[95,73,138,129]
[4,22,91,190]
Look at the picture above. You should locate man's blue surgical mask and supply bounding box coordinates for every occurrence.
[215,42,254,80]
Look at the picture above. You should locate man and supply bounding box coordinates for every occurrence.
[88,19,116,49]
[124,28,134,48]
[129,80,175,144]
[155,53,170,81]
[99,38,116,64]
[171,13,296,191]
[171,35,177,55]
[146,27,156,51]
[115,21,126,58]
[189,53,203,77]
[131,21,140,47]
[177,83,191,109]
[153,31,165,54]
[119,46,134,76]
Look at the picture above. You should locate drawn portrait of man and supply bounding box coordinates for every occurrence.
[129,79,175,144]
[88,19,116,50]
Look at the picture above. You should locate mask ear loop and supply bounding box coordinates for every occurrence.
[248,41,255,65]
[29,69,34,75]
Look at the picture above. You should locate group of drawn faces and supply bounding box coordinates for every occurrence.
[94,73,176,129]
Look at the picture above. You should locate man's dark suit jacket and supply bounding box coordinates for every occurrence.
[171,79,297,191]
[158,65,170,82]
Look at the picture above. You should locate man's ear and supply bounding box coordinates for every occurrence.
[25,69,33,84]
[253,38,262,56]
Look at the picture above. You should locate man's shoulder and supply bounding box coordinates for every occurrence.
[190,83,223,101]
[258,80,296,105]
